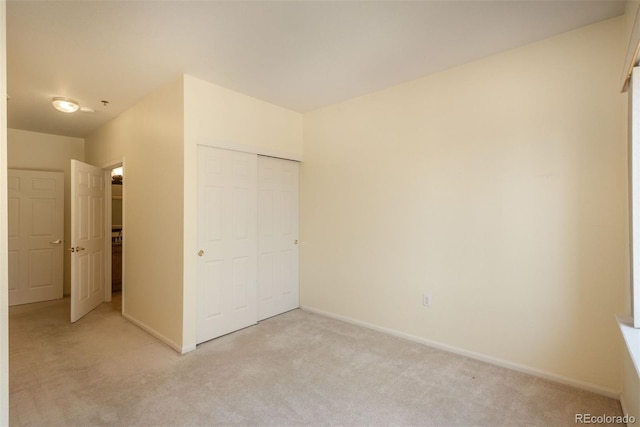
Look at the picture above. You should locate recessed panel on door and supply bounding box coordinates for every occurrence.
[205,260,224,319]
[8,198,20,237]
[31,199,56,236]
[28,249,54,288]
[8,252,18,292]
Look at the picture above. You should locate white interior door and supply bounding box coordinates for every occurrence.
[7,169,64,306]
[70,160,105,322]
[257,157,299,320]
[197,146,258,344]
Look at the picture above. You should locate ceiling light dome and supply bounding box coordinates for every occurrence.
[52,97,80,113]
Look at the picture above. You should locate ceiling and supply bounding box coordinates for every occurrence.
[7,0,626,139]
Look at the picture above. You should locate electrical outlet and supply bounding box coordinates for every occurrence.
[423,294,431,306]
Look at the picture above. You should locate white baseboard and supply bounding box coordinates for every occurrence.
[301,305,620,399]
[122,312,188,354]
[620,393,634,426]
[182,343,197,353]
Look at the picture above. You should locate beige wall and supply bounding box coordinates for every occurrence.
[183,75,303,157]
[7,129,84,295]
[182,75,303,349]
[301,17,627,393]
[85,78,185,350]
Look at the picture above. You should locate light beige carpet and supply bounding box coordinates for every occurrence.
[9,295,622,426]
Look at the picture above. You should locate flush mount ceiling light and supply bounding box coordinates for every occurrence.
[51,97,80,113]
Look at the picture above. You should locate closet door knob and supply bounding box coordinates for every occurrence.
[198,250,205,257]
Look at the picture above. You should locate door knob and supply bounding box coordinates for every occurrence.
[198,250,204,257]
[294,239,299,245]
[76,247,85,252]
[49,239,62,244]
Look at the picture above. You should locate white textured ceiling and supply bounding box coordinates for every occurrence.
[7,0,626,138]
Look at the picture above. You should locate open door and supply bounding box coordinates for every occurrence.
[70,160,106,322]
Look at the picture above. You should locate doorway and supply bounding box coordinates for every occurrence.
[104,161,124,313]
[110,166,123,295]
[66,158,127,321]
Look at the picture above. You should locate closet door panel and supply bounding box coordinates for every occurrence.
[257,156,299,320]
[197,146,257,344]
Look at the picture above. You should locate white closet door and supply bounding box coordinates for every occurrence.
[197,146,258,344]
[257,156,299,320]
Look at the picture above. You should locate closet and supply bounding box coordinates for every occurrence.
[196,146,299,344]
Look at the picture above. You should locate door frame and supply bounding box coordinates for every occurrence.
[101,158,124,311]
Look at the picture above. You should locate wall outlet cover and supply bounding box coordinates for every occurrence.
[423,294,431,306]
